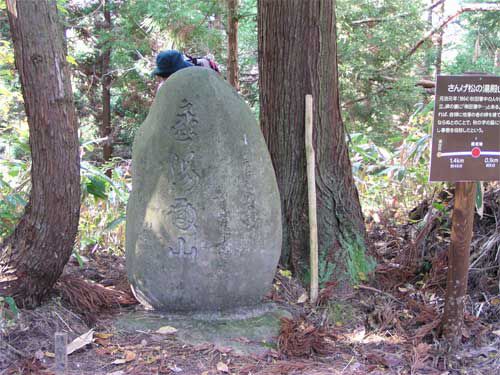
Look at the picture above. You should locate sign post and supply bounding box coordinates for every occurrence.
[430,74,500,348]
[440,181,475,347]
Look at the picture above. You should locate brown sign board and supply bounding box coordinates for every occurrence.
[429,75,500,182]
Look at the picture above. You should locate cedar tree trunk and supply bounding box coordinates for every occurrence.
[227,0,240,90]
[435,0,445,75]
[0,0,80,307]
[258,0,372,289]
[101,0,113,175]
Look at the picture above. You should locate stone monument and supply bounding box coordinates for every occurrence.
[126,67,282,312]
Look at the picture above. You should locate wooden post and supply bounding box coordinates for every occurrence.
[54,332,68,374]
[441,181,476,348]
[305,94,318,304]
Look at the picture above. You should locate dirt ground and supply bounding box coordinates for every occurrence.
[2,187,500,374]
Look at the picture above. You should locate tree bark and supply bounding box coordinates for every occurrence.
[258,0,370,289]
[472,33,480,64]
[421,0,434,81]
[101,0,113,176]
[435,0,445,75]
[227,0,239,90]
[1,0,80,307]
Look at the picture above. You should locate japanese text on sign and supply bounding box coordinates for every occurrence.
[429,75,500,182]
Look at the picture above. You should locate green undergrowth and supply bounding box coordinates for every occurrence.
[0,122,130,263]
[327,301,359,327]
[343,234,376,285]
[350,103,444,222]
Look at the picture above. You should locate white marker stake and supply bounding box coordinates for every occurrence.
[305,94,318,305]
[54,332,68,374]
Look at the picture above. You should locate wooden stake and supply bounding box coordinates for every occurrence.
[441,181,475,348]
[305,94,318,304]
[54,332,68,374]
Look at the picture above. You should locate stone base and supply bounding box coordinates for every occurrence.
[114,304,291,355]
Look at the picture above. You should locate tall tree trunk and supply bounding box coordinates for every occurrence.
[435,0,445,75]
[423,0,434,78]
[101,0,113,176]
[472,32,480,64]
[1,0,80,307]
[227,0,239,90]
[258,0,371,290]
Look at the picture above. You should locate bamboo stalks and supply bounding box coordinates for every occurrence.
[305,94,318,304]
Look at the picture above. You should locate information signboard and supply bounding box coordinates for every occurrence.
[429,75,500,181]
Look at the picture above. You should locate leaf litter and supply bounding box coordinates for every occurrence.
[1,186,500,373]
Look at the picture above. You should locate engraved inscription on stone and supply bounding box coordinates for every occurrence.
[168,237,197,259]
[137,222,153,248]
[168,152,200,192]
[168,198,197,232]
[172,99,199,141]
[211,187,231,256]
[126,68,281,312]
[240,157,257,229]
[241,192,256,229]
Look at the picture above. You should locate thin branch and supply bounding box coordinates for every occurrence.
[345,2,500,109]
[416,79,436,89]
[68,1,104,24]
[237,12,257,20]
[342,85,392,107]
[357,284,404,305]
[351,0,445,26]
[0,341,28,358]
[427,0,447,13]
[381,3,500,72]
[343,77,438,107]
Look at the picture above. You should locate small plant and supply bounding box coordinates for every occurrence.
[0,124,30,240]
[78,153,130,257]
[0,296,19,331]
[344,236,375,284]
[327,301,356,327]
[318,251,335,288]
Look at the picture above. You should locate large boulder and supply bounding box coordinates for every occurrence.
[126,68,282,312]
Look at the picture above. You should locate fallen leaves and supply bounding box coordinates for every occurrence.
[364,349,404,369]
[111,350,136,365]
[409,343,431,373]
[95,332,114,339]
[67,329,94,355]
[278,317,335,357]
[55,275,137,324]
[216,361,229,373]
[490,297,500,306]
[124,350,137,362]
[155,325,178,335]
[297,292,308,304]
[34,350,45,360]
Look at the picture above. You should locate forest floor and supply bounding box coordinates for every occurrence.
[1,187,500,375]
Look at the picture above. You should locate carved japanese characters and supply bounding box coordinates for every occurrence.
[126,68,282,312]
